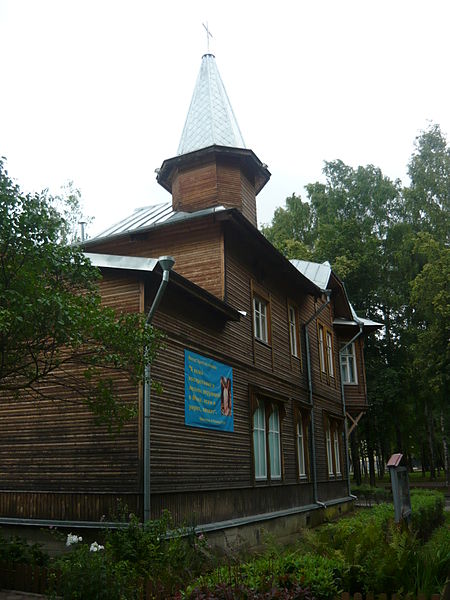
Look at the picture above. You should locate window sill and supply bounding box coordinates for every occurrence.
[254,337,272,349]
[343,381,358,386]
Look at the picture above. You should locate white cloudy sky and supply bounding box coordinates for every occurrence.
[1,0,449,236]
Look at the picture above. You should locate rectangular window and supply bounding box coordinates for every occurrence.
[253,295,268,343]
[334,428,341,476]
[326,331,334,377]
[288,305,299,357]
[268,406,281,480]
[318,325,326,373]
[340,342,357,384]
[252,397,284,481]
[325,416,343,478]
[297,416,307,478]
[253,401,267,480]
[326,422,334,476]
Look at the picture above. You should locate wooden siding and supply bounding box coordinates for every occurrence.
[342,336,368,413]
[88,218,225,300]
[172,162,218,213]
[0,274,142,516]
[170,157,258,227]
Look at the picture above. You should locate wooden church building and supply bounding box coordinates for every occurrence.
[0,54,380,539]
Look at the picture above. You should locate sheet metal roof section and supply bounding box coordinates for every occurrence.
[84,253,159,272]
[177,53,246,155]
[86,203,228,244]
[290,259,332,291]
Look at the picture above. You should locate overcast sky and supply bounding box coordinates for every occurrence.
[1,0,449,237]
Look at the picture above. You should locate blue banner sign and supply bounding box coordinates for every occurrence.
[185,350,233,432]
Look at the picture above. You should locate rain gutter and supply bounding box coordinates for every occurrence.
[303,290,332,508]
[144,256,175,522]
[339,322,364,499]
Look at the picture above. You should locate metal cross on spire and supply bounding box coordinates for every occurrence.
[202,22,213,53]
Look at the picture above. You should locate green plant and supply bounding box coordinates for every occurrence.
[0,534,49,566]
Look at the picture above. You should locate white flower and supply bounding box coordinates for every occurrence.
[66,533,82,547]
[90,541,105,552]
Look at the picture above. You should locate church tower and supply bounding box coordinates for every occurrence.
[157,54,270,227]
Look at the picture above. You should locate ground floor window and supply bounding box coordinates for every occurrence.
[252,398,284,481]
[295,407,310,479]
[325,414,343,478]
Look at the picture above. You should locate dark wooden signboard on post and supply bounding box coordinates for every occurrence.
[387,453,411,524]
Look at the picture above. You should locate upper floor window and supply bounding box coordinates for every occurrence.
[253,295,269,344]
[326,331,334,377]
[288,304,299,358]
[318,323,335,379]
[318,325,326,373]
[340,342,358,384]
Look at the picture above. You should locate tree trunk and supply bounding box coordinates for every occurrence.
[441,409,449,487]
[351,431,362,485]
[368,442,376,487]
[424,399,436,479]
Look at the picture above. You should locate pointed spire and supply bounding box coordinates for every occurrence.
[177,54,246,155]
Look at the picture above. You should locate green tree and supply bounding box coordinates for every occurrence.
[262,123,449,481]
[0,159,162,430]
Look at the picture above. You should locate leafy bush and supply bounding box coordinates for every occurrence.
[183,582,316,599]
[351,484,391,505]
[188,551,341,600]
[49,512,211,599]
[0,534,49,566]
[412,519,450,596]
[410,489,444,539]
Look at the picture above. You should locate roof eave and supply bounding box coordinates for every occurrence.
[157,145,271,195]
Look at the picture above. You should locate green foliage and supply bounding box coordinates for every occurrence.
[262,123,450,481]
[0,534,49,566]
[184,581,317,599]
[410,489,444,538]
[188,550,342,600]
[50,513,211,599]
[0,158,163,430]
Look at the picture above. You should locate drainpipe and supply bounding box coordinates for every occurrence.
[144,256,175,522]
[339,323,363,499]
[303,290,332,507]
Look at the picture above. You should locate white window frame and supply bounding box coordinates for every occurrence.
[318,325,326,373]
[326,331,334,377]
[326,422,334,476]
[334,428,341,476]
[297,416,307,478]
[268,405,282,480]
[253,401,267,480]
[340,342,358,384]
[253,296,268,343]
[288,305,298,357]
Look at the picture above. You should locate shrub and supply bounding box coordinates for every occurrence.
[188,551,341,600]
[410,489,444,539]
[183,582,316,599]
[0,534,49,566]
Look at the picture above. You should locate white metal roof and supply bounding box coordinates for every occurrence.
[89,203,227,242]
[290,259,332,291]
[177,54,246,155]
[84,253,158,272]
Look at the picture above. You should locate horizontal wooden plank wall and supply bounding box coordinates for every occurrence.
[343,336,368,413]
[172,162,219,213]
[0,491,141,521]
[89,218,225,300]
[0,273,142,521]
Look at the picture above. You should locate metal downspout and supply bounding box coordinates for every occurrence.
[303,291,332,507]
[339,323,363,499]
[144,256,175,522]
